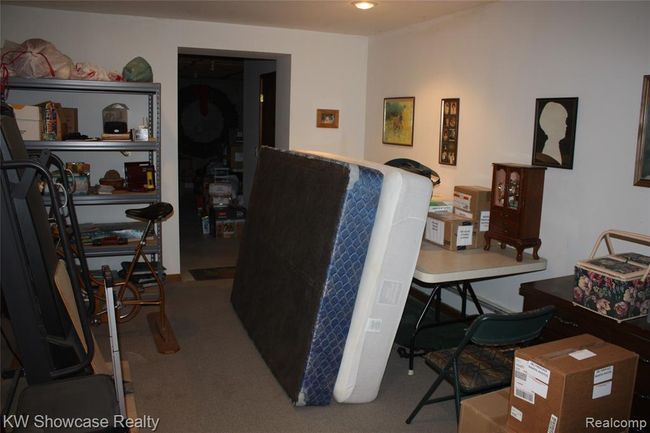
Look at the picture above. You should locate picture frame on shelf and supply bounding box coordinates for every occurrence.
[316,109,339,129]
[531,97,578,170]
[634,75,650,187]
[439,98,459,166]
[382,97,415,146]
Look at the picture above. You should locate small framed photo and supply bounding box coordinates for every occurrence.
[532,97,579,169]
[439,98,459,166]
[382,97,415,146]
[634,75,650,187]
[316,109,339,128]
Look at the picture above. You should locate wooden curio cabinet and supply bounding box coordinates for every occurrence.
[484,163,546,261]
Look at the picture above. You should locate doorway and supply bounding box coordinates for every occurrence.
[259,71,276,149]
[177,51,283,280]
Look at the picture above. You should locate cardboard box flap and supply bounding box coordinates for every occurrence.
[535,336,639,376]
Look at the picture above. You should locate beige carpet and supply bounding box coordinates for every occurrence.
[95,280,457,433]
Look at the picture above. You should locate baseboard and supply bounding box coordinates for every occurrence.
[165,274,182,282]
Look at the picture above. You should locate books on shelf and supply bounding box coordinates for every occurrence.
[78,222,152,245]
[118,261,166,286]
[101,133,131,141]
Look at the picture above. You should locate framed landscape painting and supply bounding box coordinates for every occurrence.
[383,97,415,146]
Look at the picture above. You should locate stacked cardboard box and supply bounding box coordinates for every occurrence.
[428,198,453,214]
[460,335,639,433]
[458,387,511,433]
[424,211,476,250]
[508,334,637,433]
[453,185,491,249]
[10,104,41,140]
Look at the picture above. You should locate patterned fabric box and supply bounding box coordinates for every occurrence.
[573,252,650,321]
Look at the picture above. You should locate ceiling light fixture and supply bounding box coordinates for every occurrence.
[353,1,376,10]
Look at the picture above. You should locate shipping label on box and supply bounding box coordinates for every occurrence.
[425,217,445,245]
[429,199,453,214]
[453,191,473,212]
[507,334,638,433]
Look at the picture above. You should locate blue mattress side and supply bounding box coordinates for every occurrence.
[299,164,383,406]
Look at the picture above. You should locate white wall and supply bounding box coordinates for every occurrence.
[365,1,650,311]
[1,5,369,274]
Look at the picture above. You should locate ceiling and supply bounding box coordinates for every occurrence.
[5,1,489,36]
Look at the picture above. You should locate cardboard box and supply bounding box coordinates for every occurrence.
[36,101,78,140]
[507,334,638,433]
[424,212,476,250]
[213,219,245,239]
[230,144,243,171]
[454,185,491,249]
[454,185,491,222]
[429,199,453,214]
[37,101,63,140]
[59,107,78,135]
[459,387,513,433]
[10,104,41,140]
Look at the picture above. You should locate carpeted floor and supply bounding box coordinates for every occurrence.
[94,280,458,433]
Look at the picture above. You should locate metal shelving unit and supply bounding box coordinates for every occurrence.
[84,243,159,258]
[8,77,163,265]
[23,140,159,152]
[44,191,158,206]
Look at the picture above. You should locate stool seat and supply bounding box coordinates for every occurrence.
[125,202,173,221]
[14,374,123,433]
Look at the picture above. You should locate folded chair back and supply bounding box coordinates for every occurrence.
[467,305,556,347]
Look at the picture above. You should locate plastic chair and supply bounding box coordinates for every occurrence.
[405,305,555,424]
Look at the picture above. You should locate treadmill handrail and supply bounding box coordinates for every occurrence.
[0,159,94,378]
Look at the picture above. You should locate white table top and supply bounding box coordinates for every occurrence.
[414,241,547,284]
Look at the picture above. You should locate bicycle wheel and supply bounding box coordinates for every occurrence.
[93,281,142,324]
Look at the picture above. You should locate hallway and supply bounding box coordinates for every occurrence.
[178,189,240,281]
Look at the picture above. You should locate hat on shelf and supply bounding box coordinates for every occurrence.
[99,169,124,190]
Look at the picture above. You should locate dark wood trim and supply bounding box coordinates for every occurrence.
[165,274,182,282]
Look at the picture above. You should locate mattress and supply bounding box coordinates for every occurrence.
[231,147,382,406]
[306,152,432,404]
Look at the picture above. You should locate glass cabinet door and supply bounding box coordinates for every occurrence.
[506,169,521,209]
[494,167,506,207]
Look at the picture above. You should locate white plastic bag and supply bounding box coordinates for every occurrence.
[1,39,73,79]
[70,62,122,82]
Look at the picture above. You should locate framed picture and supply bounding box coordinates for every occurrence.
[382,97,415,146]
[439,98,460,166]
[532,97,579,169]
[634,75,650,187]
[316,109,339,128]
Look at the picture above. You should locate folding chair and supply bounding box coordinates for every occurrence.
[405,305,555,424]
